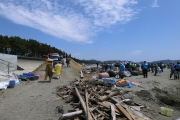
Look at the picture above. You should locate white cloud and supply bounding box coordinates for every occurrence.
[0,0,139,43]
[152,0,159,8]
[131,50,142,55]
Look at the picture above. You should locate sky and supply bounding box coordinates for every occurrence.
[0,0,180,62]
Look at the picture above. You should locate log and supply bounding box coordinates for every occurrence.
[59,110,83,120]
[85,89,93,120]
[98,91,119,101]
[75,87,87,114]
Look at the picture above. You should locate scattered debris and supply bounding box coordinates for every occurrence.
[56,79,154,120]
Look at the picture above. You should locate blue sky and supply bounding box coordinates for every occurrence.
[0,0,180,62]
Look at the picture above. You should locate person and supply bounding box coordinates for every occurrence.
[60,57,64,67]
[44,59,54,83]
[66,58,71,67]
[154,63,158,76]
[160,62,164,72]
[104,63,108,72]
[119,63,125,78]
[170,63,175,78]
[55,62,62,79]
[174,62,180,79]
[141,61,149,78]
[150,63,154,73]
[131,63,135,71]
[109,62,112,70]
[101,62,105,71]
[125,63,131,72]
[96,62,99,68]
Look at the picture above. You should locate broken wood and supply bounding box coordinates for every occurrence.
[59,110,83,120]
[75,87,87,114]
[116,103,133,120]
[97,102,121,114]
[106,102,116,120]
[98,91,120,101]
[85,89,93,120]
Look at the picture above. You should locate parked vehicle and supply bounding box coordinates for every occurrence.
[50,53,61,65]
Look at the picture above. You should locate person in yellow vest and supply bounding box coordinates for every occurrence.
[44,59,54,83]
[55,62,62,79]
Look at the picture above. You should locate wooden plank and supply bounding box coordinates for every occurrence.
[116,103,133,120]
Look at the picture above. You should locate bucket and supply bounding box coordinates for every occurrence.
[8,81,15,88]
[160,107,173,116]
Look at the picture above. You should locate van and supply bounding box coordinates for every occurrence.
[50,53,60,65]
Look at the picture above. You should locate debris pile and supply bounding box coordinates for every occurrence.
[56,79,154,120]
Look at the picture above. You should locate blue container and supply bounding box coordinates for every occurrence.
[19,75,28,80]
[23,73,35,76]
[8,81,15,88]
[102,78,117,84]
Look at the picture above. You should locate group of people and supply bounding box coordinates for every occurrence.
[44,56,72,82]
[170,62,180,79]
[98,61,180,79]
[44,59,63,83]
[99,62,140,72]
[132,61,180,79]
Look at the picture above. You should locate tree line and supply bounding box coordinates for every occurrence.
[0,35,66,58]
[0,35,102,64]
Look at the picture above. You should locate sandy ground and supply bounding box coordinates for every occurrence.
[0,59,180,120]
[0,59,79,120]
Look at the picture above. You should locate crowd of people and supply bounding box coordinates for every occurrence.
[97,61,180,79]
[98,62,140,72]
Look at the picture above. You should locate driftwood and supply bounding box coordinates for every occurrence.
[97,102,121,114]
[98,91,120,101]
[59,110,83,120]
[75,87,87,114]
[57,79,151,120]
[85,89,93,120]
[106,102,116,120]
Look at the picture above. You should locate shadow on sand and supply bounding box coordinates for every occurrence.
[38,81,50,83]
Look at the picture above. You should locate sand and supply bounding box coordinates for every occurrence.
[0,59,180,120]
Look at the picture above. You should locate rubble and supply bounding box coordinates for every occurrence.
[56,79,154,120]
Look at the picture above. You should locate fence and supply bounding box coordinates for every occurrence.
[0,53,17,74]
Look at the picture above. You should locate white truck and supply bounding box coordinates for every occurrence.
[50,53,60,65]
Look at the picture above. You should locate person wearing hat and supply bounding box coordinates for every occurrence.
[44,59,54,83]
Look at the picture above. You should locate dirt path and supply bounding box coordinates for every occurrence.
[0,60,80,120]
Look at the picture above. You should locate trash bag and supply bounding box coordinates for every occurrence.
[123,70,131,77]
[131,70,139,76]
[107,70,116,77]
